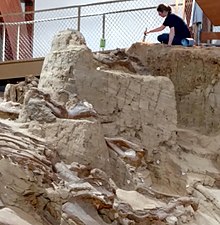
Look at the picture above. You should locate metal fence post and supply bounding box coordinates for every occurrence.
[2,24,6,61]
[77,6,81,31]
[102,14,106,40]
[16,24,21,60]
[100,14,106,51]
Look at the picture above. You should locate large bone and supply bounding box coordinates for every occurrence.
[105,137,145,167]
[24,88,98,120]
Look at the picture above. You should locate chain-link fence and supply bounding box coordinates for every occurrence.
[1,0,185,62]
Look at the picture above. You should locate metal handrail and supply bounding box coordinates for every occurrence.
[0,6,160,26]
[0,3,183,26]
[0,0,140,18]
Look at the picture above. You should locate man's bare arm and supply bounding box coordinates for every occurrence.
[145,25,166,34]
[168,27,175,46]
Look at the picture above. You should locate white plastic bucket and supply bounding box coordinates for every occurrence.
[181,38,195,47]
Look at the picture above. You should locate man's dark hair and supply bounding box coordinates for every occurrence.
[157,4,172,13]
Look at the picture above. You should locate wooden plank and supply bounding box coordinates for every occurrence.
[0,58,44,80]
[200,32,220,41]
[196,0,220,25]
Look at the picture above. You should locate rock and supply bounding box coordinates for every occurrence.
[166,216,178,225]
[38,29,94,103]
[0,199,4,209]
[19,98,56,123]
[37,119,110,172]
[75,70,177,152]
[3,75,39,104]
[0,122,57,224]
[19,88,97,123]
[0,208,39,225]
[116,189,165,210]
[0,101,21,120]
[62,201,109,225]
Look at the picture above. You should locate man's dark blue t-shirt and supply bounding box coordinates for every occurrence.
[163,13,191,38]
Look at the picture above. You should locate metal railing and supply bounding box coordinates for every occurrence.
[0,0,184,62]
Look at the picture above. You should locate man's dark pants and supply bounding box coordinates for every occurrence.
[157,33,183,45]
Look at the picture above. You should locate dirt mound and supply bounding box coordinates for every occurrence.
[127,43,220,135]
[0,30,220,225]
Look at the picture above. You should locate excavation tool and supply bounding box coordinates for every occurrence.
[142,28,147,42]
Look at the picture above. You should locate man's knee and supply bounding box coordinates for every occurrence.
[157,33,168,43]
[157,34,163,43]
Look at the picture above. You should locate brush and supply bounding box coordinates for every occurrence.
[142,28,147,42]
